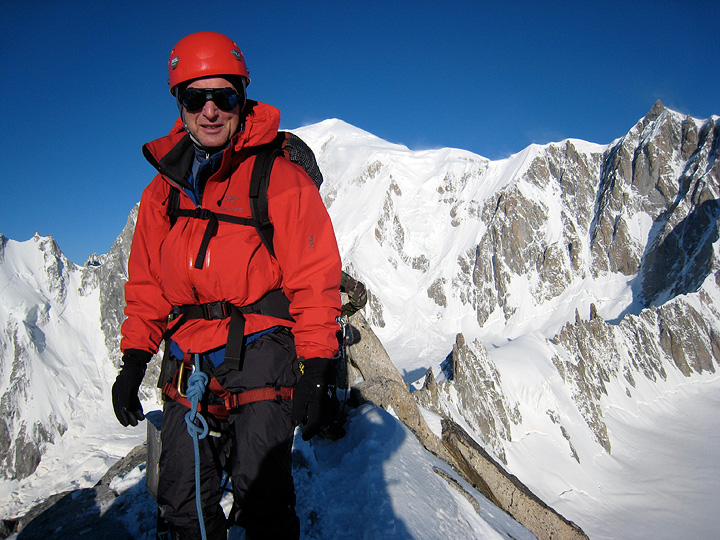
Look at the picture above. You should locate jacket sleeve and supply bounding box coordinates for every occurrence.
[120,178,173,355]
[267,158,341,359]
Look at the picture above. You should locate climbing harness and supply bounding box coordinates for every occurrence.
[162,357,295,419]
[184,353,210,540]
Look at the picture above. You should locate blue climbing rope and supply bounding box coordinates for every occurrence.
[185,353,209,540]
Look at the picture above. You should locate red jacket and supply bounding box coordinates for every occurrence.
[120,101,341,360]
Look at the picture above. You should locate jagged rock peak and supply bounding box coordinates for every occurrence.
[649,99,665,119]
[32,232,60,254]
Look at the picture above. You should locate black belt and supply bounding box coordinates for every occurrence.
[163,289,293,370]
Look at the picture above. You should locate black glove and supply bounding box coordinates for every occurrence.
[112,349,151,427]
[292,357,339,440]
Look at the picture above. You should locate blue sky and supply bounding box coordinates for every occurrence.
[2,0,718,264]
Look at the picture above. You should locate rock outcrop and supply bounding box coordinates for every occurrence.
[8,444,149,539]
[345,310,589,540]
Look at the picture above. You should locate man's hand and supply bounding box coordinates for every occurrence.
[112,349,151,427]
[340,272,367,317]
[291,357,339,440]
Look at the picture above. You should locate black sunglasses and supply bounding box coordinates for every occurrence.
[180,87,241,112]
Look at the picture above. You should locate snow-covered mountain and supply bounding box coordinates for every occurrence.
[1,100,719,539]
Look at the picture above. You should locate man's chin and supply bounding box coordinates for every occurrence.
[197,139,229,151]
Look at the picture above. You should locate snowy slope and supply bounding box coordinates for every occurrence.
[0,235,120,483]
[485,331,720,540]
[3,397,535,539]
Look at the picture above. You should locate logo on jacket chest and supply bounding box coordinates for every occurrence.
[218,195,245,214]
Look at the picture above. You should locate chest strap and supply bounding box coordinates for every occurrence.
[163,289,293,370]
[168,205,258,270]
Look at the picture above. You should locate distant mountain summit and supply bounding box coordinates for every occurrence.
[297,100,719,353]
[1,102,719,538]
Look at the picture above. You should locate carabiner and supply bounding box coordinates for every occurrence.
[176,362,196,398]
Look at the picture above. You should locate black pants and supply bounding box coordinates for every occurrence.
[157,328,300,540]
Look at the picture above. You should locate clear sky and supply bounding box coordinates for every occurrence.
[2,0,718,264]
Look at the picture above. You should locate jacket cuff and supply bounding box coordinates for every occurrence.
[122,349,153,367]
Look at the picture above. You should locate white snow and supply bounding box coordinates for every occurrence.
[487,333,720,540]
[4,405,536,540]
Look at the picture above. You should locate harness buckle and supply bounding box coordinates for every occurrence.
[202,301,230,320]
[193,208,212,220]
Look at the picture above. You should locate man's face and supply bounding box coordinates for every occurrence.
[182,77,241,149]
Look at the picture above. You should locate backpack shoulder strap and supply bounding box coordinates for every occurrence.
[249,138,285,259]
[166,185,181,227]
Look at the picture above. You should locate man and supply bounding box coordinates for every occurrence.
[111,31,341,540]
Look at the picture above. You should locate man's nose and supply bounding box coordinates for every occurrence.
[201,99,220,117]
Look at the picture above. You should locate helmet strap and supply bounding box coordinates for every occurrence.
[179,106,246,156]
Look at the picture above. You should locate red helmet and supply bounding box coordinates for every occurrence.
[168,31,250,95]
